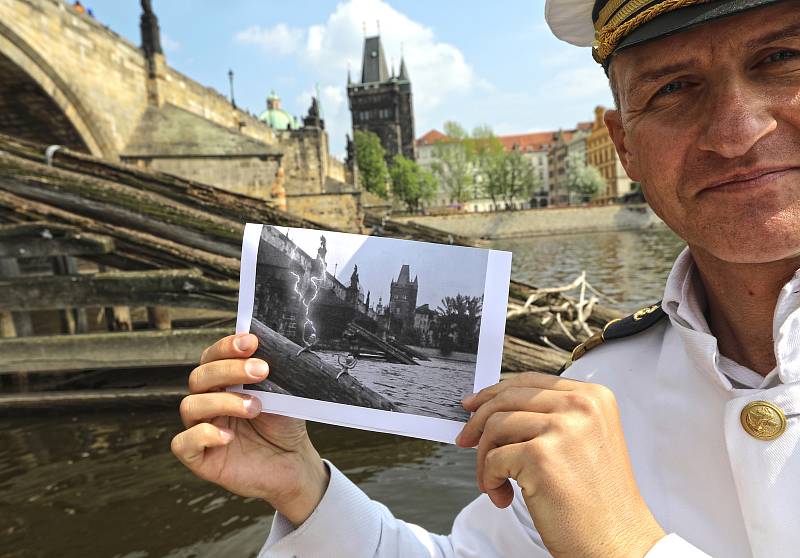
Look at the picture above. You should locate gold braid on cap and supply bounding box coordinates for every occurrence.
[593,0,712,63]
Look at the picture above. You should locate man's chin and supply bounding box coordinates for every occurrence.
[695,229,800,265]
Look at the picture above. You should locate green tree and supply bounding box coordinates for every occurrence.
[389,155,438,211]
[435,294,483,353]
[467,128,505,203]
[566,152,605,202]
[431,122,472,205]
[354,130,389,198]
[501,150,541,208]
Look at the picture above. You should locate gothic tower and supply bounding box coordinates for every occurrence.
[389,264,418,340]
[347,35,416,162]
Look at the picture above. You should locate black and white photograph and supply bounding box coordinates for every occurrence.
[232,223,511,443]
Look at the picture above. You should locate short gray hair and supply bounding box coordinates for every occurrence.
[608,60,621,110]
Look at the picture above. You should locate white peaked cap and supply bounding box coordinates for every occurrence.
[544,0,597,47]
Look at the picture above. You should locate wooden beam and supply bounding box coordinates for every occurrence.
[249,318,397,411]
[345,322,418,365]
[0,269,238,312]
[0,189,241,280]
[501,335,569,375]
[0,221,114,258]
[0,388,187,410]
[0,133,327,232]
[0,327,231,374]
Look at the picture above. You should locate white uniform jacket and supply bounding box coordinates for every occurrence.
[260,249,800,558]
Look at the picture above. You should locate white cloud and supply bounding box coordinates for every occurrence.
[235,23,304,55]
[235,0,479,156]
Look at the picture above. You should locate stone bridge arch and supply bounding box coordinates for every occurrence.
[0,20,115,158]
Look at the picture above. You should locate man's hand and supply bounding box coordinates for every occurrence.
[170,333,329,526]
[456,372,665,558]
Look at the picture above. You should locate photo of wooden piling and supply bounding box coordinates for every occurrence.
[243,225,489,421]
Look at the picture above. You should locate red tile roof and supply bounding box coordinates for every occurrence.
[416,129,452,146]
[497,131,556,152]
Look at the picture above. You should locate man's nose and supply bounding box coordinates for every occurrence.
[696,77,777,158]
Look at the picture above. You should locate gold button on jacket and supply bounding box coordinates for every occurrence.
[740,401,787,441]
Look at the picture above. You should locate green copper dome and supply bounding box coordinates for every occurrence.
[258,90,300,131]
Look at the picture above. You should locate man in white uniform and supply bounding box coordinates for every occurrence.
[171,0,800,555]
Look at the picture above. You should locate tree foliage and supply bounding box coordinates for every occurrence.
[389,155,438,211]
[429,121,544,209]
[430,121,473,204]
[434,294,483,354]
[354,130,389,198]
[565,152,605,202]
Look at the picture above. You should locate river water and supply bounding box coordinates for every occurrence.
[0,229,686,558]
[315,350,475,421]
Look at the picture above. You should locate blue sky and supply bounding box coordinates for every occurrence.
[85,0,613,157]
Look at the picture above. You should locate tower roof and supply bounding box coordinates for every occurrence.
[395,264,417,285]
[360,35,389,84]
[398,57,410,81]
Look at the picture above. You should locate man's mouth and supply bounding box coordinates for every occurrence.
[700,166,800,194]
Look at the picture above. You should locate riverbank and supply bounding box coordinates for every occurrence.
[394,204,666,240]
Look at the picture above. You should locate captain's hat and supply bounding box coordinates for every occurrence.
[545,0,785,67]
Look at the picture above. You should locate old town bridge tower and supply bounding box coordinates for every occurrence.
[347,35,416,162]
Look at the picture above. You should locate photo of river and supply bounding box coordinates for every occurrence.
[1,229,687,558]
[315,350,476,421]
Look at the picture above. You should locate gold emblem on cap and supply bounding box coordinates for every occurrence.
[740,401,786,441]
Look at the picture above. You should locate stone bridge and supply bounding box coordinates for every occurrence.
[0,0,362,230]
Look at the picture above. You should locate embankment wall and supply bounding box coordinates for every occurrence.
[394,204,666,240]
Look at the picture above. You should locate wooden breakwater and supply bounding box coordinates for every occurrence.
[0,133,622,411]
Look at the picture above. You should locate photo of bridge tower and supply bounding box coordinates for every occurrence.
[248,225,489,421]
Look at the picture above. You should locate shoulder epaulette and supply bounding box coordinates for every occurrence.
[559,302,666,373]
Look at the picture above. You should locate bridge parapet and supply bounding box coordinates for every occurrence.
[0,0,277,158]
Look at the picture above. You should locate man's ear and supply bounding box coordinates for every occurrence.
[604,109,641,182]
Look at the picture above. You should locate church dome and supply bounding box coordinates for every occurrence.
[257,91,300,131]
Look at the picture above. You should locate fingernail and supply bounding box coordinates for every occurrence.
[462,393,476,406]
[219,427,234,442]
[243,396,261,415]
[245,359,269,379]
[234,334,256,352]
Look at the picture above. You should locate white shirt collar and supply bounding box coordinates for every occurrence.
[660,247,797,390]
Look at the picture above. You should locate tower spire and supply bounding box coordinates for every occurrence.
[398,56,410,81]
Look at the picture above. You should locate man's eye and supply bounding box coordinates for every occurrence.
[764,50,798,64]
[656,81,685,96]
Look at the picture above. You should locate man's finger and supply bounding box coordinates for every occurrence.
[171,422,234,468]
[483,443,528,508]
[463,372,577,411]
[474,411,549,492]
[457,387,560,447]
[189,357,269,394]
[200,333,259,365]
[180,392,262,428]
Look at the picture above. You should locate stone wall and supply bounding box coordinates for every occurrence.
[0,0,277,158]
[160,65,276,147]
[0,0,149,156]
[286,192,363,233]
[275,128,326,195]
[394,204,666,240]
[327,157,347,184]
[132,156,281,200]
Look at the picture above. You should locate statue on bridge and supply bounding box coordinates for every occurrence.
[336,353,358,380]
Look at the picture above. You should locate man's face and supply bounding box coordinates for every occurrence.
[605,1,800,264]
